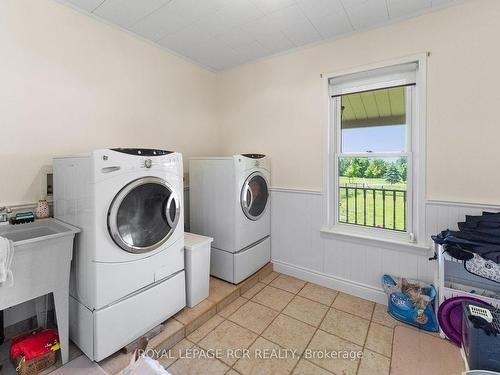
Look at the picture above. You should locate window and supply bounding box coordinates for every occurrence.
[325,59,425,244]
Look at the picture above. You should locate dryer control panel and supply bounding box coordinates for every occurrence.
[111,148,173,156]
[92,149,182,182]
[235,154,270,172]
[241,153,265,159]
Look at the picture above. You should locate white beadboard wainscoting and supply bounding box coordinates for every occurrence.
[270,188,500,305]
[426,200,500,235]
[3,190,497,330]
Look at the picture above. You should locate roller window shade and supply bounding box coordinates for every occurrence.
[329,62,417,97]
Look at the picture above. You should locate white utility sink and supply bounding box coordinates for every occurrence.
[0,219,77,245]
[0,218,80,364]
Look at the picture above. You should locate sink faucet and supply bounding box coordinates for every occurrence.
[0,206,11,223]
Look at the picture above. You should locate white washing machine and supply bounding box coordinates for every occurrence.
[53,148,185,361]
[189,154,270,284]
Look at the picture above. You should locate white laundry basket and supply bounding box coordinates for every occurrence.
[184,233,213,308]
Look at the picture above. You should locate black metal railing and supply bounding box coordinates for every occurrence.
[338,185,407,231]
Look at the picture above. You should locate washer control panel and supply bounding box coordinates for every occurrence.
[111,148,173,156]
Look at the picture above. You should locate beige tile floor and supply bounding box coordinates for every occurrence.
[155,272,457,375]
[0,270,463,375]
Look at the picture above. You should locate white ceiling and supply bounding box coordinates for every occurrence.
[61,0,460,71]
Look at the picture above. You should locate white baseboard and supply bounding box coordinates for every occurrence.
[272,260,388,305]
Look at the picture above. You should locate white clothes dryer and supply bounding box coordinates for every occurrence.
[54,148,185,361]
[189,154,270,283]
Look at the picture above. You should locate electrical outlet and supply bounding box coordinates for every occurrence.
[47,173,53,196]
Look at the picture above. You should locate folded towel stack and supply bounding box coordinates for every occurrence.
[0,236,14,286]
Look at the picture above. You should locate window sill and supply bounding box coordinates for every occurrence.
[320,226,431,255]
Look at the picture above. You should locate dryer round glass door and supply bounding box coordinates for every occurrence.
[241,172,269,221]
[107,177,180,254]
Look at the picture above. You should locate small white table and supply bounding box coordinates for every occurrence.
[0,219,80,364]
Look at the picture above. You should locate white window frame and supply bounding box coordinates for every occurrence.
[322,54,427,248]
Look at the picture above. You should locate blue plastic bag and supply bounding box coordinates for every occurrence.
[382,274,439,332]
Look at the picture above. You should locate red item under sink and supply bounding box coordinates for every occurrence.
[10,329,59,361]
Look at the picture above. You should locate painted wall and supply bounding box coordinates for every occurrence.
[217,0,500,206]
[0,0,219,206]
[0,0,218,328]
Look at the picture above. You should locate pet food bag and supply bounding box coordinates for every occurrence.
[382,274,439,332]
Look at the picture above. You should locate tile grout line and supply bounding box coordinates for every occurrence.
[162,277,382,375]
[171,268,270,338]
[184,283,247,370]
[296,292,385,375]
[229,276,309,374]
[260,271,280,285]
[166,273,388,375]
[240,282,267,300]
[389,324,396,375]
[170,268,277,372]
[216,282,396,374]
[355,302,377,375]
[373,304,417,375]
[234,293,295,318]
[162,336,196,371]
[165,270,264,373]
[293,292,337,308]
[315,304,373,348]
[257,279,309,374]
[287,282,339,375]
[171,286,377,375]
[227,317,306,367]
[162,276,245,371]
[188,313,226,344]
[362,321,393,359]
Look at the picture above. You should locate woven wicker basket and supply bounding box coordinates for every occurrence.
[13,351,57,375]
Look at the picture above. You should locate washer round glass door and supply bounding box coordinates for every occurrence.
[241,172,269,221]
[108,177,180,254]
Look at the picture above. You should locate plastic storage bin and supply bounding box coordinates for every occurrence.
[184,233,213,307]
